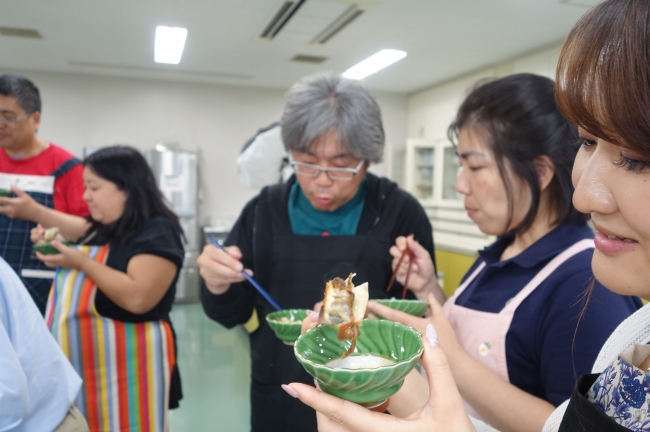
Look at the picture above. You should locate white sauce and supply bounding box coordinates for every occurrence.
[326,355,395,370]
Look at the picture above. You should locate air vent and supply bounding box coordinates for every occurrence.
[311,5,363,44]
[0,27,41,39]
[292,54,327,64]
[260,0,308,40]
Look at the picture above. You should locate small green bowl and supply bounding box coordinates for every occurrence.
[266,309,309,345]
[372,299,429,320]
[0,189,12,197]
[295,319,423,407]
[32,240,73,255]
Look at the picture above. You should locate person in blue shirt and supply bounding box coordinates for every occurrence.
[0,255,87,431]
[292,73,642,432]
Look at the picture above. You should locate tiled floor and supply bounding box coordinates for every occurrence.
[169,303,251,432]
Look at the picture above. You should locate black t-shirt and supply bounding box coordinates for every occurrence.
[81,216,185,321]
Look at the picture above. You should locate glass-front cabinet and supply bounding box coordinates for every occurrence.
[395,139,490,255]
[440,143,461,203]
[404,140,436,204]
[403,139,462,206]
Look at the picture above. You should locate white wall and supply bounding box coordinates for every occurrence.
[2,70,408,226]
[407,43,562,141]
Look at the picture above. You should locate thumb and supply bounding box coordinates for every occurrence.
[367,301,421,328]
[394,236,407,251]
[226,245,243,259]
[421,324,467,415]
[427,293,444,316]
[51,239,69,252]
[406,236,430,262]
[10,185,26,196]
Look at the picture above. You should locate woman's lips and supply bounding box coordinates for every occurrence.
[465,207,477,217]
[594,231,638,254]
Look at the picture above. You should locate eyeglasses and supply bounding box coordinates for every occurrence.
[289,159,365,181]
[0,111,31,126]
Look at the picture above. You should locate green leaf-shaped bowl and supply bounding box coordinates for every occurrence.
[295,319,423,407]
[0,189,12,197]
[32,240,73,255]
[266,309,309,345]
[372,299,429,320]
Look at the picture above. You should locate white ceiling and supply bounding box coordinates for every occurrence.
[0,0,598,93]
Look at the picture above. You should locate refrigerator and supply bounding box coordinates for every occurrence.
[146,147,200,303]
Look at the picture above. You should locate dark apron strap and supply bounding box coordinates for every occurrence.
[51,157,82,177]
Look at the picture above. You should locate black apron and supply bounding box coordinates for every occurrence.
[0,157,81,314]
[558,374,630,431]
[248,182,409,432]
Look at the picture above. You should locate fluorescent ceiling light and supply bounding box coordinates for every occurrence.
[342,49,407,80]
[155,26,188,64]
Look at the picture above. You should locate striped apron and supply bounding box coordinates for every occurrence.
[45,245,176,432]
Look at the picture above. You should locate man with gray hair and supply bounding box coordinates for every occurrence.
[198,73,435,432]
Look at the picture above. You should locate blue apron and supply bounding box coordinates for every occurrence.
[0,157,81,313]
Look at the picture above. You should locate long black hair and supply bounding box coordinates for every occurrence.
[84,145,183,244]
[448,73,587,237]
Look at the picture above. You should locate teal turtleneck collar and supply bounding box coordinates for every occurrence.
[287,179,368,236]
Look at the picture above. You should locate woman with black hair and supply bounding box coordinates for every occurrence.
[295,74,642,432]
[32,145,185,432]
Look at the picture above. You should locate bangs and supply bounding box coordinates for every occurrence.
[555,0,650,158]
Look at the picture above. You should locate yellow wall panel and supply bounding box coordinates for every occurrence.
[435,249,478,298]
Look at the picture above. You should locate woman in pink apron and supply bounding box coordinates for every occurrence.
[368,75,640,431]
[33,146,185,432]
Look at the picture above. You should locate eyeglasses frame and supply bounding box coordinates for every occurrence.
[289,158,365,181]
[0,111,32,126]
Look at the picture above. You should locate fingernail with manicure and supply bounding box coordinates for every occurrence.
[281,384,298,398]
[310,312,319,322]
[426,324,439,347]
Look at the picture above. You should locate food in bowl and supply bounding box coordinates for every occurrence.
[266,309,309,345]
[273,316,299,324]
[326,354,396,369]
[32,227,72,255]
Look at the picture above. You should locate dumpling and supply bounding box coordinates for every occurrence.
[42,227,60,244]
[320,273,369,358]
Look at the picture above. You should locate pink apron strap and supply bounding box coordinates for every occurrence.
[447,261,486,303]
[501,239,595,314]
[443,261,486,318]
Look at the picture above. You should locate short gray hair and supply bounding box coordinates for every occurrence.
[281,73,385,163]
